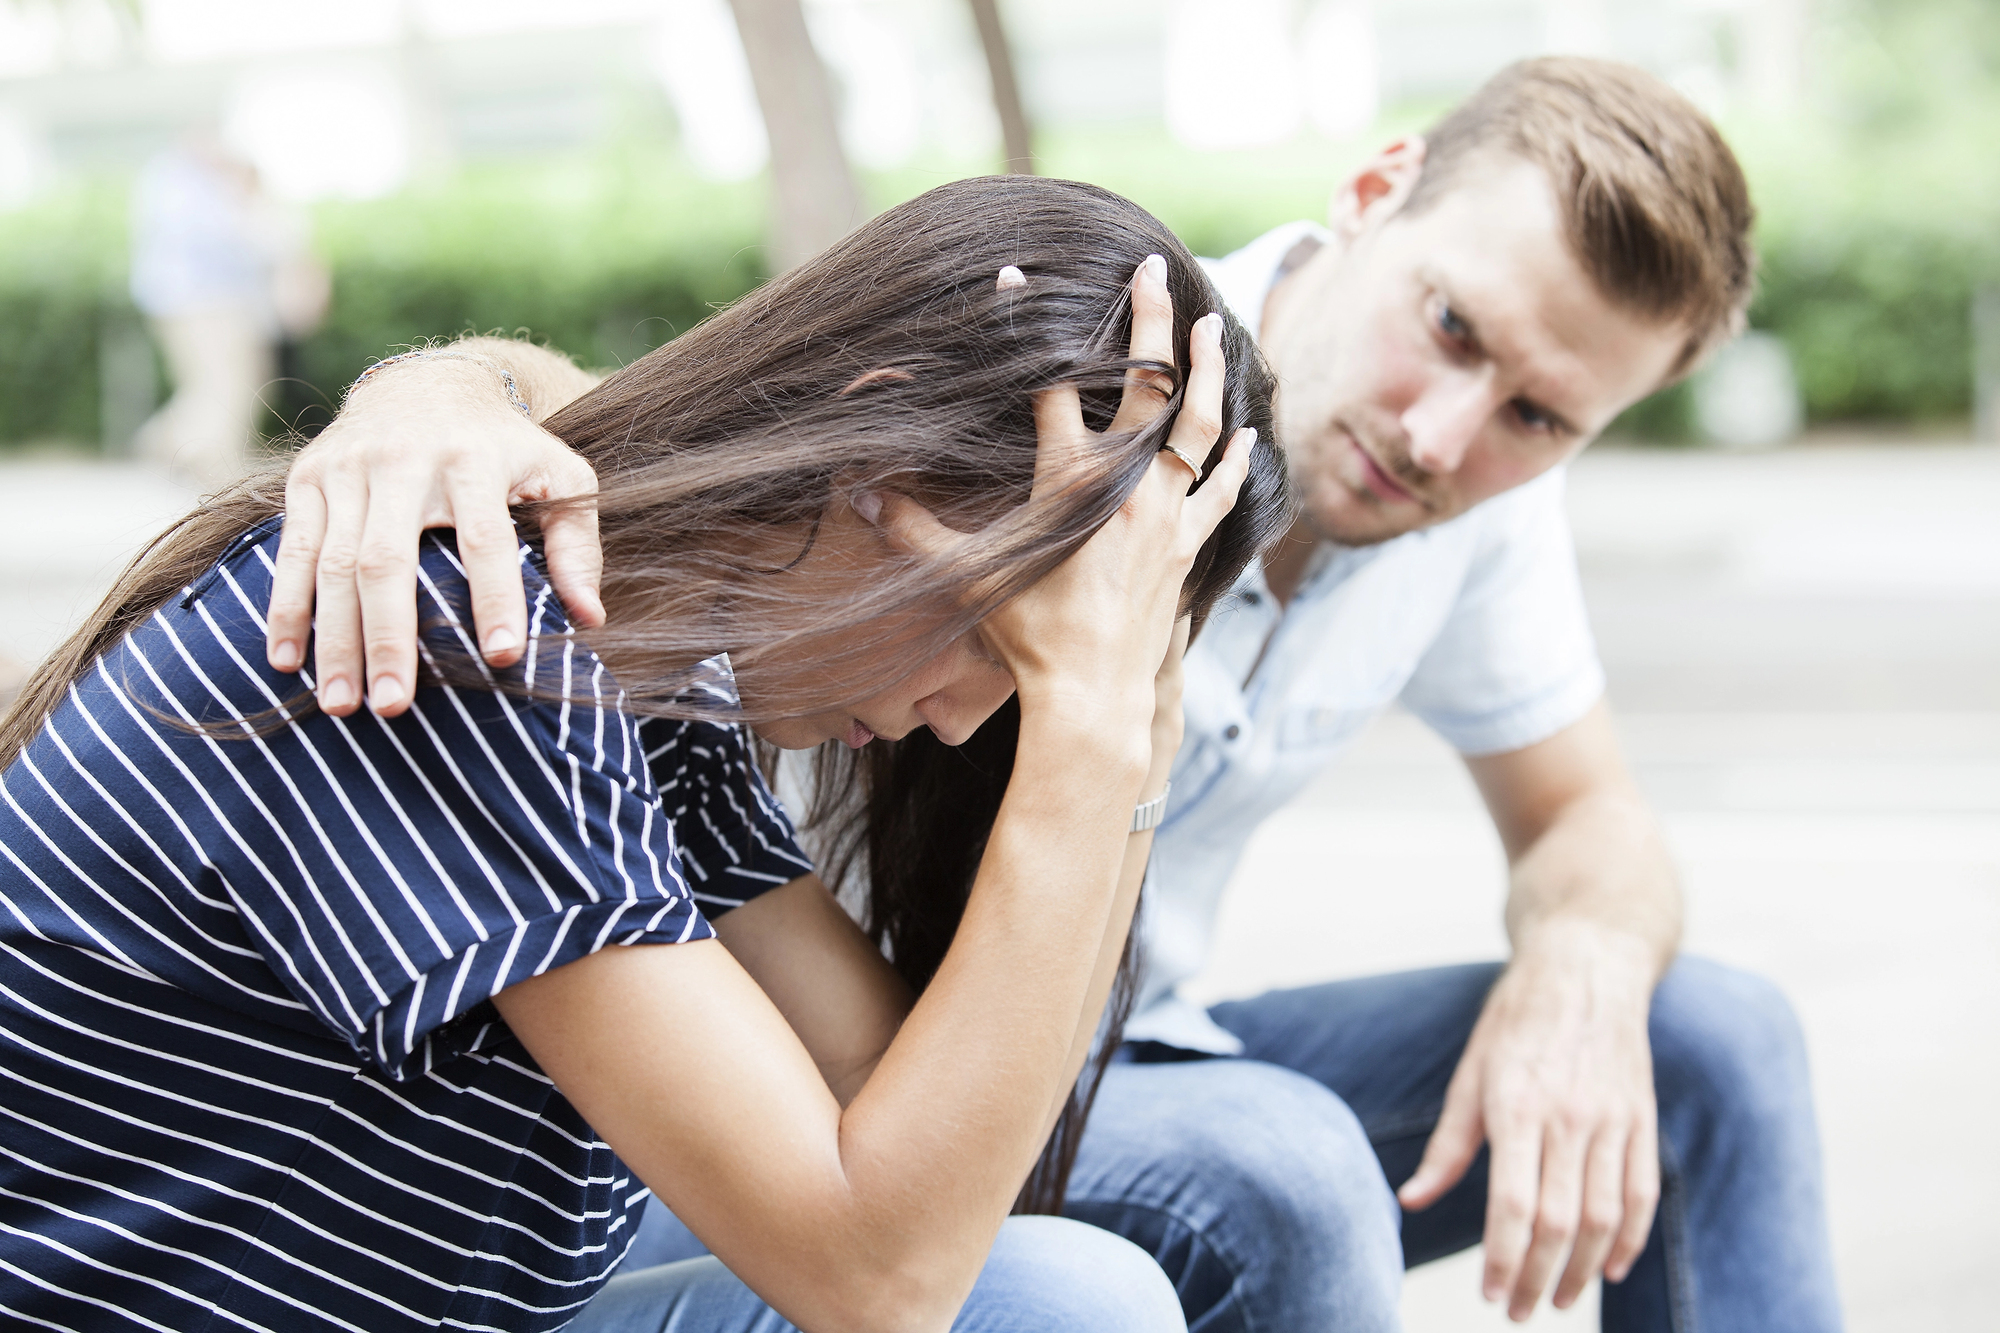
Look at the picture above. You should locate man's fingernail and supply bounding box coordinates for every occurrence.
[484,628,518,658]
[997,264,1027,290]
[1201,311,1223,341]
[852,490,883,524]
[1142,253,1166,283]
[320,677,355,712]
[368,676,405,713]
[271,640,301,672]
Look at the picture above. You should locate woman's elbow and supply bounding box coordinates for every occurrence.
[796,1252,978,1333]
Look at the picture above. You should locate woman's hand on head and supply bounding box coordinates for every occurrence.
[265,347,603,719]
[982,259,1252,735]
[871,257,1252,743]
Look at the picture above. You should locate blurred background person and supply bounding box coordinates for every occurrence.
[127,135,328,489]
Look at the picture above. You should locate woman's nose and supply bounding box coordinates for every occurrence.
[917,662,1017,747]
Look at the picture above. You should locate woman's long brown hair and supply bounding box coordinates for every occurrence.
[0,174,1289,1214]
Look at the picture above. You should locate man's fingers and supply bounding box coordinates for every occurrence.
[268,477,327,673]
[1554,1126,1630,1309]
[309,466,371,716]
[1605,1118,1661,1283]
[535,459,605,630]
[1108,254,1175,437]
[1505,1123,1584,1320]
[1479,1111,1543,1305]
[1399,1069,1485,1211]
[444,473,531,668]
[352,477,429,718]
[1508,1123,1585,1321]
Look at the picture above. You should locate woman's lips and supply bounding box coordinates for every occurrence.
[844,719,876,749]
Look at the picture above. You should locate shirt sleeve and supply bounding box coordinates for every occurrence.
[639,713,812,915]
[164,531,718,1081]
[1398,468,1606,756]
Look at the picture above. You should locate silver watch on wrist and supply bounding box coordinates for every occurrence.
[1130,782,1171,834]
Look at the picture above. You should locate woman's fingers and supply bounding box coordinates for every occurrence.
[1160,312,1226,476]
[1027,384,1093,501]
[1108,255,1175,438]
[1179,428,1257,545]
[860,490,963,564]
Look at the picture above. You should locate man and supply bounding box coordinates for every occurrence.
[266,58,1839,1331]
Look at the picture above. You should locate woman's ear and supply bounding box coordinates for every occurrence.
[839,367,916,396]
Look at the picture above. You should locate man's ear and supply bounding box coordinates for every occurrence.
[1329,136,1427,242]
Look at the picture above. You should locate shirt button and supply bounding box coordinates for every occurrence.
[1243,591,1262,606]
[1223,724,1242,741]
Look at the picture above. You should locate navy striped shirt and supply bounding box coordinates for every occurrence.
[0,519,809,1330]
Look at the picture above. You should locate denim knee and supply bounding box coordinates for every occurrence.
[1069,1059,1404,1328]
[1650,956,1814,1131]
[964,1216,1184,1333]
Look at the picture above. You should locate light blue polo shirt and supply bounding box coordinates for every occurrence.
[1125,224,1606,1053]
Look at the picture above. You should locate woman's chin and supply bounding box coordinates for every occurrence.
[748,715,856,751]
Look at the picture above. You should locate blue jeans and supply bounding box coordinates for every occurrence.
[571,1214,1186,1333]
[1061,956,1843,1333]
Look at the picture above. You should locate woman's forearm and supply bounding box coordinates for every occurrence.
[493,705,1155,1333]
[832,702,1151,1229]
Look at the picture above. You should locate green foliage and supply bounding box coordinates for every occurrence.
[0,184,129,445]
[296,153,768,432]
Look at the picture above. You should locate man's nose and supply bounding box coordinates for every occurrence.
[1402,369,1496,475]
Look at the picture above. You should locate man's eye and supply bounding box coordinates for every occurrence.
[1435,300,1470,343]
[1512,399,1556,433]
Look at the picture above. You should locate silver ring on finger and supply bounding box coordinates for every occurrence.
[1159,442,1205,480]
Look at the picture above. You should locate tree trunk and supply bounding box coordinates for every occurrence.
[726,0,866,273]
[967,0,1035,173]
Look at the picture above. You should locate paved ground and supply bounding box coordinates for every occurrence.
[2,438,1995,1329]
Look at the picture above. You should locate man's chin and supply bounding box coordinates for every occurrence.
[1311,500,1428,548]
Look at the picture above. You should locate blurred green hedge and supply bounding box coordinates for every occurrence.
[4,104,1997,450]
[0,152,769,448]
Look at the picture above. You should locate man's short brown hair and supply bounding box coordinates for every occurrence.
[1404,56,1756,379]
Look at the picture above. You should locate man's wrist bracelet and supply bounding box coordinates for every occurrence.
[1130,782,1171,834]
[348,347,533,418]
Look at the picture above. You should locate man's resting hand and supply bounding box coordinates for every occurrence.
[1398,920,1662,1322]
[265,339,604,717]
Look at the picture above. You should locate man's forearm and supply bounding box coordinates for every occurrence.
[1503,787,1682,979]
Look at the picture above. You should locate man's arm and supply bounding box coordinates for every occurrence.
[1398,698,1681,1321]
[266,338,605,718]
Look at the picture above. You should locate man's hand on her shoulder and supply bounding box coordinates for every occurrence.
[265,342,604,719]
[1398,920,1661,1322]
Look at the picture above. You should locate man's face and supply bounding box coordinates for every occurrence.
[1264,155,1691,547]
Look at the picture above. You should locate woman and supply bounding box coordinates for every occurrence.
[0,177,1285,1332]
